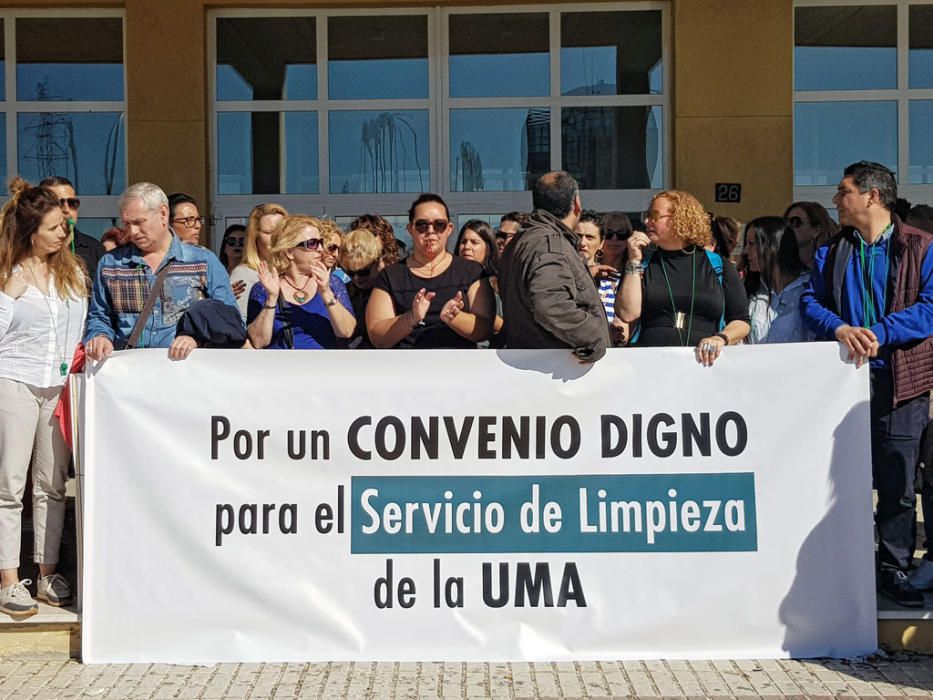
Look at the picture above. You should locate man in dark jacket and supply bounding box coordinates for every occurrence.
[801,161,933,607]
[39,176,103,278]
[499,171,611,362]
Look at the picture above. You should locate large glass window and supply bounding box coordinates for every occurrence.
[794,1,933,208]
[211,5,669,221]
[0,12,126,228]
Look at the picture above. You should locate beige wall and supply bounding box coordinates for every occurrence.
[672,0,794,223]
[11,0,796,239]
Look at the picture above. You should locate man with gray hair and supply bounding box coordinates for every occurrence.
[84,182,238,361]
[499,171,610,362]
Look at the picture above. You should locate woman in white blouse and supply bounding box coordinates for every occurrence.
[0,178,87,618]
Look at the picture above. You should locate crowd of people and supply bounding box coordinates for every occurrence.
[0,162,931,618]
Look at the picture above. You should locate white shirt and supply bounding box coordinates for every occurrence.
[0,270,87,387]
[747,272,815,344]
[229,264,259,323]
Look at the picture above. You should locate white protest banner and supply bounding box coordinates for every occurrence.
[80,344,875,663]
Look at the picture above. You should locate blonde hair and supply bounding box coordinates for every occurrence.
[269,215,324,273]
[652,190,712,248]
[243,202,288,270]
[0,177,88,298]
[316,219,344,247]
[340,229,383,271]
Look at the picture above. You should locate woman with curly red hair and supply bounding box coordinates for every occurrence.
[616,190,749,366]
[0,178,88,618]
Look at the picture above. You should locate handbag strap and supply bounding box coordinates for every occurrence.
[126,263,173,349]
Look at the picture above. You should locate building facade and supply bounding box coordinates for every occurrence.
[0,0,930,247]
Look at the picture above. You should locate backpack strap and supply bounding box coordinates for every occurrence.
[703,250,726,331]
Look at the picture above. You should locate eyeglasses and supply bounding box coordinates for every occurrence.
[226,237,245,247]
[324,243,340,254]
[642,211,673,223]
[57,198,80,210]
[787,216,810,229]
[348,266,373,278]
[171,216,206,229]
[294,237,323,251]
[412,219,449,234]
[603,230,630,241]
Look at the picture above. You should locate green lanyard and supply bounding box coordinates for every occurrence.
[658,249,696,347]
[857,224,892,328]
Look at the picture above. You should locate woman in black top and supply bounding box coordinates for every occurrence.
[366,194,494,349]
[616,190,750,366]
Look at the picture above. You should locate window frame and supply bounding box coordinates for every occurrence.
[208,3,670,230]
[793,0,933,211]
[1,8,127,225]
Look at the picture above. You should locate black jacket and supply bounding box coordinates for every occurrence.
[499,209,610,361]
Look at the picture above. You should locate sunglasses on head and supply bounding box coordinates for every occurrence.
[348,266,373,278]
[57,197,80,210]
[294,237,323,251]
[412,219,449,234]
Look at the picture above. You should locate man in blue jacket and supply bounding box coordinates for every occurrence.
[84,182,238,362]
[801,161,933,607]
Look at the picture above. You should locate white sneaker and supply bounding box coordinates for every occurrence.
[910,559,933,592]
[0,580,37,619]
[36,573,72,607]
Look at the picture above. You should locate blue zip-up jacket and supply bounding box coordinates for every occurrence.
[84,235,238,349]
[800,221,933,370]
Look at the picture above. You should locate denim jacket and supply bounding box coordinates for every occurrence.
[84,235,238,349]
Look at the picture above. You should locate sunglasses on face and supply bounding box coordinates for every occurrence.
[324,243,340,254]
[412,219,449,234]
[57,198,80,210]
[294,237,323,251]
[348,266,373,278]
[603,230,629,241]
[787,216,810,229]
[226,237,245,247]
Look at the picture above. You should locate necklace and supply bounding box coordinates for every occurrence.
[283,274,314,304]
[658,248,696,347]
[409,251,448,277]
[24,265,70,377]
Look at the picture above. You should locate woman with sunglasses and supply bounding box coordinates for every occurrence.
[230,202,288,323]
[616,190,749,366]
[317,220,350,285]
[366,194,494,349]
[782,201,838,270]
[219,224,246,276]
[339,229,384,349]
[247,215,355,349]
[0,178,88,618]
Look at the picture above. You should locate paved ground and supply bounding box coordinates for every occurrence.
[3,655,933,698]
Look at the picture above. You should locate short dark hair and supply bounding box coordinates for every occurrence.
[167,192,199,220]
[907,204,933,234]
[500,211,529,227]
[531,171,579,219]
[408,193,450,223]
[578,209,604,238]
[843,161,897,211]
[38,175,75,190]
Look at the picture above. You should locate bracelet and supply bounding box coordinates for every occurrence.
[263,303,277,310]
[324,298,337,308]
[623,262,642,276]
[714,332,729,345]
